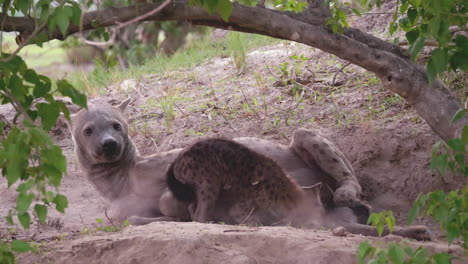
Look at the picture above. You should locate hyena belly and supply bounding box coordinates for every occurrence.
[166,138,306,225]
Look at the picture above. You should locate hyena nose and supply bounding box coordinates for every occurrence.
[102,138,118,154]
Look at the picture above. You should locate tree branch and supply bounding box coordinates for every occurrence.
[0,0,465,140]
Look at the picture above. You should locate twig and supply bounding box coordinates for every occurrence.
[223,229,259,233]
[264,61,281,80]
[234,75,263,121]
[115,0,172,30]
[332,62,352,85]
[104,208,116,227]
[240,207,255,225]
[79,213,86,226]
[352,151,377,167]
[174,102,188,117]
[218,107,240,137]
[150,137,159,153]
[1,22,47,63]
[129,112,162,122]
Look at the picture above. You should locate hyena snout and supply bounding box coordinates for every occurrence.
[100,136,121,159]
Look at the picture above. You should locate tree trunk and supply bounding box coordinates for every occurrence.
[1,0,465,140]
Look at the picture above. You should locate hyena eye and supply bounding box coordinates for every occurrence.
[113,123,122,131]
[83,128,93,136]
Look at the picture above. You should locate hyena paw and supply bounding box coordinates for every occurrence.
[334,184,360,207]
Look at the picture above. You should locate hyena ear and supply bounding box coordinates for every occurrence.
[59,112,77,130]
[115,98,131,112]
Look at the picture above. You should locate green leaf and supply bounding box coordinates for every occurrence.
[399,2,409,15]
[23,69,39,84]
[408,36,425,61]
[57,79,87,108]
[36,102,60,130]
[16,192,34,213]
[405,29,419,44]
[428,17,441,39]
[14,0,30,15]
[10,240,33,253]
[432,253,451,264]
[407,204,419,224]
[389,22,398,36]
[41,145,67,173]
[426,58,436,85]
[388,244,405,264]
[54,194,68,213]
[358,242,373,264]
[385,214,395,233]
[451,109,466,123]
[70,2,82,25]
[56,6,73,36]
[431,153,448,174]
[95,218,103,224]
[446,224,459,244]
[216,0,232,22]
[376,222,384,236]
[33,79,52,98]
[431,48,447,74]
[462,126,468,144]
[204,0,218,13]
[6,212,14,225]
[351,8,361,16]
[409,0,420,7]
[28,126,53,145]
[39,164,62,187]
[34,204,47,223]
[447,138,465,153]
[18,212,31,229]
[407,8,418,25]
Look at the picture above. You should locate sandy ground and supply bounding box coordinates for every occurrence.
[18,222,466,264]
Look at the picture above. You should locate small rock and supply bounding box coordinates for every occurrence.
[332,227,346,237]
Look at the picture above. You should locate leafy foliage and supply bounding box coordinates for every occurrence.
[274,0,308,13]
[325,0,350,34]
[358,241,452,264]
[367,210,396,236]
[2,0,87,233]
[408,188,467,248]
[0,240,34,264]
[189,0,233,22]
[361,0,467,84]
[431,110,467,177]
[0,54,86,230]
[1,36,86,264]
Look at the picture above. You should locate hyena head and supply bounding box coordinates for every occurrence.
[67,98,132,164]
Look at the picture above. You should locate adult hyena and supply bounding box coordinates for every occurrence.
[167,138,431,240]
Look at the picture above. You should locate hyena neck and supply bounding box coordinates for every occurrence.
[78,140,137,201]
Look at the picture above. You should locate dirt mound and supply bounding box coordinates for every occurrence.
[19,222,463,264]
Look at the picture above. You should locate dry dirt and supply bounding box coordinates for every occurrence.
[1,15,466,263]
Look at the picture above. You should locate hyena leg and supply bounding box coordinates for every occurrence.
[290,128,370,222]
[192,182,220,223]
[159,189,190,220]
[342,223,432,241]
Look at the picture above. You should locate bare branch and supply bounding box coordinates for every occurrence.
[0,0,465,139]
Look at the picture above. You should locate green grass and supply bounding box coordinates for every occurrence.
[68,31,280,94]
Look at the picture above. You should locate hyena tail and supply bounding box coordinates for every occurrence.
[166,163,196,202]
